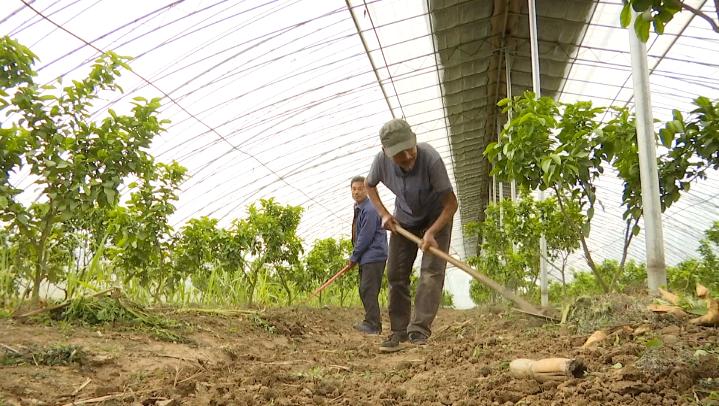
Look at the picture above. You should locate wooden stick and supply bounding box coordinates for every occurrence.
[72,377,92,396]
[0,343,21,354]
[60,392,125,406]
[327,364,351,372]
[306,263,353,300]
[173,366,181,388]
[177,370,205,385]
[170,308,258,316]
[394,225,548,318]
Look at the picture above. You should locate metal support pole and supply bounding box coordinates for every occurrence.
[505,48,517,201]
[528,0,548,307]
[345,0,395,118]
[628,11,667,294]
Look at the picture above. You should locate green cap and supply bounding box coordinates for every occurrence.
[379,118,416,157]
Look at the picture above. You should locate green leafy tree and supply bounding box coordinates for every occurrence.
[107,162,186,301]
[466,194,583,305]
[485,95,610,290]
[0,36,168,304]
[242,198,303,306]
[304,237,354,305]
[486,92,719,293]
[213,219,252,304]
[172,217,223,291]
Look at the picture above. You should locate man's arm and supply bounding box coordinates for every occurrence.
[421,190,458,252]
[366,182,397,233]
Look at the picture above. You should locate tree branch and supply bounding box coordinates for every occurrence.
[682,1,719,33]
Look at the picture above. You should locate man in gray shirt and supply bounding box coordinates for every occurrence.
[365,118,458,352]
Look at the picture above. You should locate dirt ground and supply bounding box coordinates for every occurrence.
[1,297,718,405]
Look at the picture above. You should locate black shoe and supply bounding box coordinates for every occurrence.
[379,332,409,353]
[353,322,381,335]
[408,331,428,345]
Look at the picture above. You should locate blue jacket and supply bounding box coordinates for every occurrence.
[351,197,388,265]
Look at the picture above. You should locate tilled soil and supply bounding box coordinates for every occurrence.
[1,299,718,405]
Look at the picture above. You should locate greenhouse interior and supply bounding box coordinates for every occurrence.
[1,0,719,404]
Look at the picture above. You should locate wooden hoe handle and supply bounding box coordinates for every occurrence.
[308,263,354,300]
[394,225,545,317]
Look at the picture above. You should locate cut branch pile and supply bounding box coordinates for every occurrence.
[647,283,719,326]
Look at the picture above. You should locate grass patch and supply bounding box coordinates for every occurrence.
[565,294,652,334]
[53,294,189,343]
[1,344,85,366]
[249,313,276,334]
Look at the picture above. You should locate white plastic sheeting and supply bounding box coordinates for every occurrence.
[2,0,718,308]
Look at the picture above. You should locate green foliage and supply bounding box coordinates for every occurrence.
[243,198,303,305]
[549,260,647,302]
[1,344,85,366]
[0,36,173,303]
[0,229,17,306]
[466,194,583,305]
[667,220,719,293]
[549,220,719,301]
[441,290,454,309]
[0,38,377,311]
[619,0,685,41]
[172,216,224,291]
[249,312,277,334]
[486,92,719,293]
[304,237,355,305]
[658,98,719,209]
[107,162,186,300]
[60,294,186,342]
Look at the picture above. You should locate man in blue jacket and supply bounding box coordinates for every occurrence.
[349,175,388,335]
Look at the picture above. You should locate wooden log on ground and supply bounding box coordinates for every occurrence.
[510,358,586,382]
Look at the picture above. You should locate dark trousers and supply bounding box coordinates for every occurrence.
[358,261,386,329]
[387,221,452,337]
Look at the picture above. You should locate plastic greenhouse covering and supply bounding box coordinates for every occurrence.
[2,0,718,308]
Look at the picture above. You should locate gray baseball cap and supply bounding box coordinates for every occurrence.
[379,118,416,157]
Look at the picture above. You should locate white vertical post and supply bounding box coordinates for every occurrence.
[496,118,504,224]
[499,180,504,224]
[492,175,497,203]
[628,11,667,294]
[528,0,548,307]
[505,48,517,201]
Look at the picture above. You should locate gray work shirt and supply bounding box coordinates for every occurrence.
[366,142,453,228]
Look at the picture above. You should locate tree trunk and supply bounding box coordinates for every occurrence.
[553,188,609,293]
[246,260,263,307]
[578,234,610,293]
[277,272,292,306]
[609,218,639,291]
